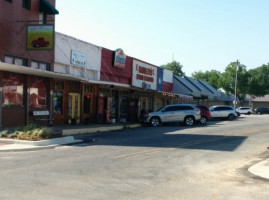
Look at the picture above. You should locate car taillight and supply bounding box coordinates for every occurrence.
[195,109,200,114]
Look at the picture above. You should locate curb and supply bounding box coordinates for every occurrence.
[0,136,83,152]
[0,136,82,146]
[62,124,143,135]
[248,159,269,180]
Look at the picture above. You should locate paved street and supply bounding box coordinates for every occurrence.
[1,115,269,200]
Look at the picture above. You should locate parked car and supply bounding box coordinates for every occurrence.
[144,104,201,127]
[209,105,237,121]
[236,107,253,115]
[254,107,269,115]
[195,105,211,125]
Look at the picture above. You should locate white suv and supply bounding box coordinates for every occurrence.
[144,104,201,127]
[209,105,237,120]
[236,107,253,115]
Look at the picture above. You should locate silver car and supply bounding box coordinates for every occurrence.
[144,104,201,127]
[236,107,253,115]
[209,105,237,120]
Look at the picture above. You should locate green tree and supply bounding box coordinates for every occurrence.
[219,61,249,105]
[160,61,185,76]
[192,70,221,89]
[247,64,269,96]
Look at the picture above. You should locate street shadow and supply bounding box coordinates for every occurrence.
[71,121,247,152]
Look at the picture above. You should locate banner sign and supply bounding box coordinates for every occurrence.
[71,50,87,67]
[114,48,126,68]
[26,25,54,50]
[132,59,157,90]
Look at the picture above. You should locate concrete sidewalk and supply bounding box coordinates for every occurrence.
[0,123,143,152]
[0,136,83,152]
[0,122,268,181]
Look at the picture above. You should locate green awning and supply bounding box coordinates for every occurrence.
[40,0,59,15]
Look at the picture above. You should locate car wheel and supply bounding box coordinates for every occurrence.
[150,117,160,127]
[184,116,194,126]
[247,112,251,115]
[200,116,208,125]
[228,114,235,121]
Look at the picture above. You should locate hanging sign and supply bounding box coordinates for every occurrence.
[26,25,54,50]
[114,48,126,68]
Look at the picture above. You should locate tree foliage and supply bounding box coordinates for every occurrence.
[160,61,185,76]
[247,64,269,96]
[219,61,249,105]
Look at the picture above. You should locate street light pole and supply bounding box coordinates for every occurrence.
[234,60,239,108]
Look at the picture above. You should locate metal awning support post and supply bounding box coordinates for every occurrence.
[0,87,2,129]
[234,60,239,108]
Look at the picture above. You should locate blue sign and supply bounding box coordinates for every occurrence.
[157,67,163,91]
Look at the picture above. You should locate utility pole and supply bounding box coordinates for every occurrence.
[234,60,239,108]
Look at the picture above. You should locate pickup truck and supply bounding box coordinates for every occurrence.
[32,37,49,48]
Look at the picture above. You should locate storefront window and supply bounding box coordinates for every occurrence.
[31,61,49,71]
[30,78,47,108]
[4,55,27,66]
[3,73,24,107]
[53,91,63,114]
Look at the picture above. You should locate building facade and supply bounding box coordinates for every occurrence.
[53,32,101,124]
[0,0,58,127]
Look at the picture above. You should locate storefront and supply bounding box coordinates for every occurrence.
[0,61,86,128]
[97,85,130,123]
[53,32,101,125]
[132,59,158,117]
[99,48,133,123]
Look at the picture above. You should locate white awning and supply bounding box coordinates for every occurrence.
[0,62,131,88]
[0,62,82,81]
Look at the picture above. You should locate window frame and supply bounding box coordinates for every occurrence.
[31,60,50,71]
[4,55,27,66]
[29,78,47,108]
[2,73,24,108]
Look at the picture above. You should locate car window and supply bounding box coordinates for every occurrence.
[214,107,222,111]
[165,106,176,112]
[180,106,194,110]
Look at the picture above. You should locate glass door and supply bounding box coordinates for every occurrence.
[68,93,81,119]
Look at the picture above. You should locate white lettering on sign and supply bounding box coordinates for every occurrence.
[33,111,49,116]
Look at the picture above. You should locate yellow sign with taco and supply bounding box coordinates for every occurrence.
[26,25,54,50]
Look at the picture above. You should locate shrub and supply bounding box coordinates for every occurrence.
[15,126,54,140]
[0,130,9,138]
[39,127,52,139]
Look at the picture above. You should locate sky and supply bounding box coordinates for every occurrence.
[55,0,269,76]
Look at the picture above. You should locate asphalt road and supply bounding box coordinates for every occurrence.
[1,115,269,200]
